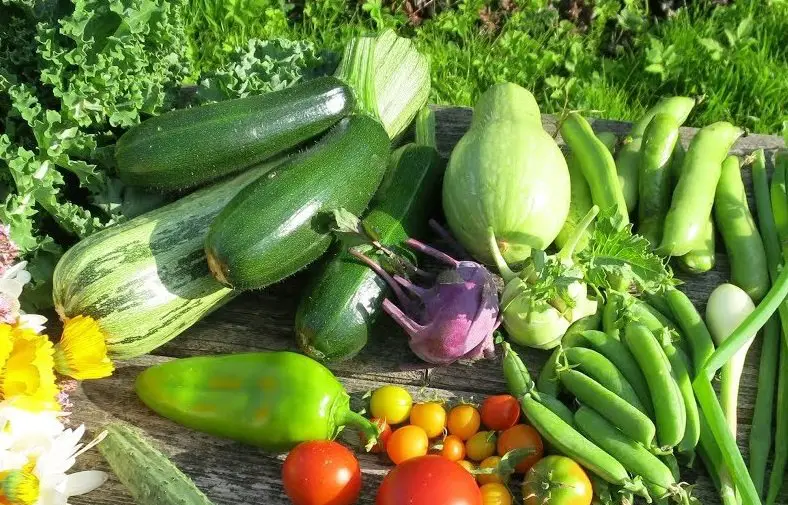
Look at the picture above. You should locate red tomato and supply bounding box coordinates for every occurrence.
[523,456,593,505]
[496,424,544,473]
[480,395,520,431]
[366,418,392,454]
[282,441,361,505]
[376,455,483,505]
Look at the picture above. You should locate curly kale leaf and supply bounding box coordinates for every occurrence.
[195,38,338,103]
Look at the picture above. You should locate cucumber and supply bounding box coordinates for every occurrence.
[116,77,355,190]
[53,161,279,359]
[206,114,390,290]
[295,143,443,362]
[98,422,215,505]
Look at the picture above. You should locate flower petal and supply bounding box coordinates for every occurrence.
[65,470,108,496]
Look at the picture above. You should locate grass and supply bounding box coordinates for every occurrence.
[187,0,788,133]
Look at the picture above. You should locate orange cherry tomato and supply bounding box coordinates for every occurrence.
[439,434,466,461]
[466,431,497,462]
[523,456,593,505]
[410,402,447,438]
[480,483,513,505]
[497,424,544,473]
[448,404,481,441]
[480,395,521,431]
[387,425,429,465]
[476,456,504,485]
[365,417,392,454]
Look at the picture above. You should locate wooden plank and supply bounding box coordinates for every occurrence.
[67,110,787,505]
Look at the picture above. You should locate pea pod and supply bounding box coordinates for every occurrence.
[557,367,657,450]
[637,113,680,247]
[556,132,617,251]
[502,343,649,499]
[579,330,654,417]
[539,392,575,426]
[664,287,715,372]
[659,121,743,256]
[538,310,603,397]
[623,322,686,451]
[617,96,696,213]
[668,140,686,186]
[560,113,629,227]
[676,218,716,274]
[714,155,770,302]
[574,406,680,493]
[135,352,379,451]
[562,347,647,415]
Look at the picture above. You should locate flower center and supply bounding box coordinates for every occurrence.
[0,463,40,505]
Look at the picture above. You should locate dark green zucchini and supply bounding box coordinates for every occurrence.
[116,76,355,190]
[295,143,443,362]
[205,114,390,290]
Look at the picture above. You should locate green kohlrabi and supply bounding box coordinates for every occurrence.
[490,206,600,349]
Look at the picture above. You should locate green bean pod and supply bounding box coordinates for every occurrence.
[766,346,788,505]
[562,347,647,415]
[617,97,696,214]
[659,122,744,256]
[659,335,701,458]
[664,287,715,373]
[561,113,629,227]
[668,140,686,187]
[574,406,680,493]
[713,155,770,301]
[749,148,782,496]
[637,113,680,247]
[580,330,654,416]
[522,395,648,497]
[557,368,657,449]
[538,311,602,397]
[771,151,788,259]
[676,217,716,274]
[556,132,617,251]
[623,323,686,450]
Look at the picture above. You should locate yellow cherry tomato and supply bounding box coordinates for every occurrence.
[480,483,512,505]
[410,402,447,438]
[477,456,505,485]
[447,404,481,440]
[457,460,476,473]
[370,385,413,424]
[466,431,497,462]
[386,425,429,464]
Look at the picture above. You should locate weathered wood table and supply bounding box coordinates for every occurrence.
[70,107,787,505]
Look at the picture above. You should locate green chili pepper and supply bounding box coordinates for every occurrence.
[135,352,379,451]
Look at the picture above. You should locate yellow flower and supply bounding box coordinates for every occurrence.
[53,316,114,380]
[0,461,39,505]
[0,324,12,370]
[1,327,59,411]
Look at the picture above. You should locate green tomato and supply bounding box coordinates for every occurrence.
[523,456,593,505]
[370,386,413,424]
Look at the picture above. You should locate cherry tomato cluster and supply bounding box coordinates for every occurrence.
[281,387,593,505]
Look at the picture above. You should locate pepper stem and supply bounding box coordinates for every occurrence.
[340,408,380,452]
[557,205,599,262]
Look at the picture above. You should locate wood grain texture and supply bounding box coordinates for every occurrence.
[69,109,787,505]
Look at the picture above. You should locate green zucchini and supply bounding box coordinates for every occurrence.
[205,114,390,290]
[53,162,279,359]
[295,143,443,362]
[99,422,215,505]
[116,77,355,190]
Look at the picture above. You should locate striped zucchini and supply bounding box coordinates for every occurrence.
[53,162,278,359]
[99,422,215,505]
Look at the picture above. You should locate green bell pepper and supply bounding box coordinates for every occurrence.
[135,351,378,451]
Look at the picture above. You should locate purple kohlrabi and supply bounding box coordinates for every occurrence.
[351,236,500,365]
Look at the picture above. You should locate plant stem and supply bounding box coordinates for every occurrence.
[558,205,599,262]
[488,227,517,282]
